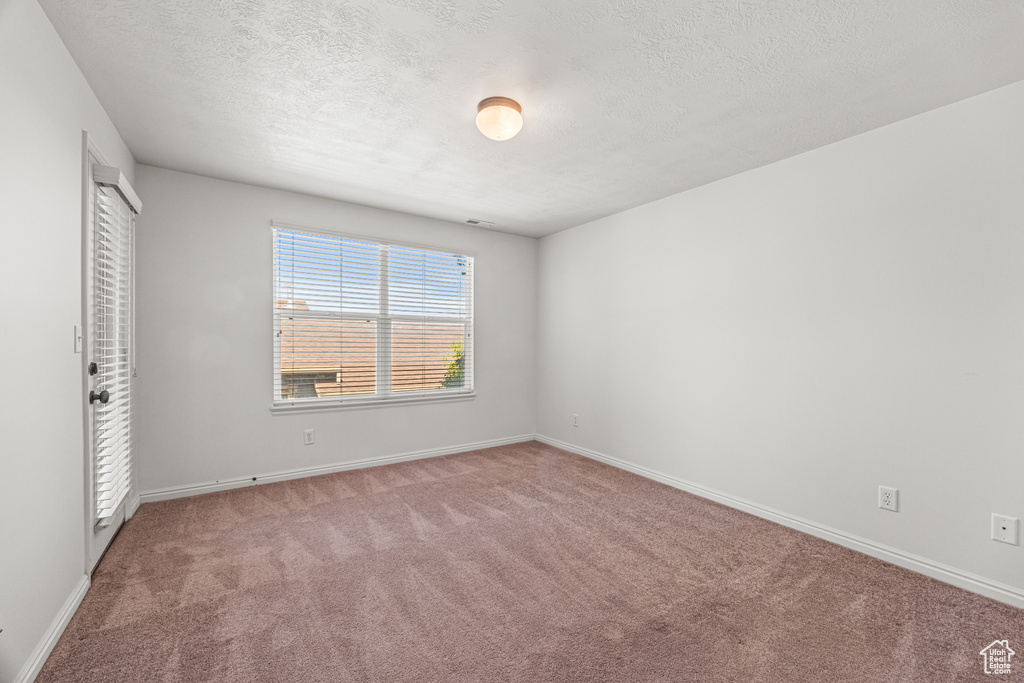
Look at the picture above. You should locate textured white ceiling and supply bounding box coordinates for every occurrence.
[38,0,1024,237]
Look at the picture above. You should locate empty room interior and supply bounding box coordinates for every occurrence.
[3,0,1024,680]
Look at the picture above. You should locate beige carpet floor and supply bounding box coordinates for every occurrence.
[38,441,1023,681]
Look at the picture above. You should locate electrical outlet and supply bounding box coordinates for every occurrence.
[878,486,898,512]
[992,514,1019,545]
[572,413,579,427]
[303,429,315,446]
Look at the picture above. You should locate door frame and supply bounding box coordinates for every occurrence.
[80,132,140,574]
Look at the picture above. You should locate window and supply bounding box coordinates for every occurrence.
[272,224,473,409]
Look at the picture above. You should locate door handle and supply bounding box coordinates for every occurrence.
[89,390,110,405]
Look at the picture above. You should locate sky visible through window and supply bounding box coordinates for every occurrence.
[274,229,469,317]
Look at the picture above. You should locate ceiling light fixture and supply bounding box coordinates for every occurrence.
[475,97,523,141]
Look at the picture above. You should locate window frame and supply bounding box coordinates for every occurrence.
[270,221,475,413]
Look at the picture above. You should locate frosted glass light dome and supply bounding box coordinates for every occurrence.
[475,97,523,141]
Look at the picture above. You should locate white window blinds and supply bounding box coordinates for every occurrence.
[273,225,473,407]
[93,182,135,526]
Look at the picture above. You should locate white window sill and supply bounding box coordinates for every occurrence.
[270,391,476,414]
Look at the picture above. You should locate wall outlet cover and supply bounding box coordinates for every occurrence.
[878,486,898,512]
[992,514,1019,545]
[303,429,315,446]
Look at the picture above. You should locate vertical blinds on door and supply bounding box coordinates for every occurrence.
[93,182,134,526]
[272,225,474,407]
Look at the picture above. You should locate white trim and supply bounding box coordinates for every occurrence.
[140,434,534,503]
[15,575,90,683]
[536,434,1024,609]
[270,391,476,413]
[126,490,141,520]
[377,244,391,397]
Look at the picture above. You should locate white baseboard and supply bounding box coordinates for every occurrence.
[536,434,1024,609]
[15,574,90,683]
[140,434,536,504]
[126,490,141,519]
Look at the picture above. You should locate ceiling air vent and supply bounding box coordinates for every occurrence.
[466,219,494,227]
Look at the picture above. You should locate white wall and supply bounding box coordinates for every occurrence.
[0,0,135,680]
[134,166,537,494]
[537,80,1024,594]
